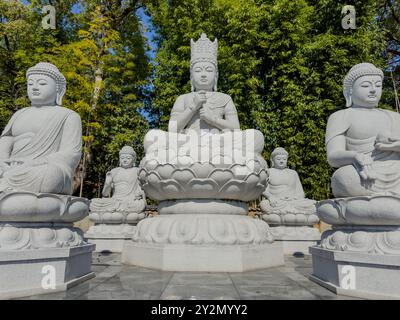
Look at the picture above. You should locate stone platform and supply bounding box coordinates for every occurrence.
[85,224,137,253]
[269,226,320,255]
[310,246,400,299]
[15,252,359,300]
[0,244,95,299]
[122,242,284,272]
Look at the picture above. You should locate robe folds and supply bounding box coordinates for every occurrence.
[0,107,82,195]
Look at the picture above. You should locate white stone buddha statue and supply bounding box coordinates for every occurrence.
[143,33,264,166]
[90,146,146,222]
[326,63,400,197]
[310,64,400,297]
[0,62,82,195]
[260,147,317,220]
[87,146,146,252]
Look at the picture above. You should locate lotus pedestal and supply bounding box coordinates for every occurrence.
[310,195,400,299]
[269,226,320,256]
[0,192,95,299]
[85,210,145,253]
[122,200,285,272]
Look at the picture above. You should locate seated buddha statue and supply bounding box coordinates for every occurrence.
[326,62,400,197]
[143,33,264,166]
[260,147,317,224]
[0,62,82,195]
[90,146,146,223]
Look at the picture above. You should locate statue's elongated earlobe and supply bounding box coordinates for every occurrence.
[56,87,66,106]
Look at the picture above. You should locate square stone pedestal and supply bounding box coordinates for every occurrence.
[270,226,321,256]
[85,237,127,253]
[0,244,95,299]
[279,240,319,256]
[309,246,400,299]
[85,224,137,253]
[122,242,284,272]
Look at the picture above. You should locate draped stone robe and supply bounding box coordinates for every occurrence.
[0,106,82,195]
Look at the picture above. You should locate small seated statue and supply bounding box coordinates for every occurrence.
[87,146,146,252]
[327,62,400,197]
[143,33,264,166]
[260,147,317,224]
[90,146,146,223]
[0,62,82,195]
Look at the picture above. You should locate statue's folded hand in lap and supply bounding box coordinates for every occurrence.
[0,62,81,195]
[326,63,400,197]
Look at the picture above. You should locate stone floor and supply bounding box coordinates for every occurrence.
[18,253,359,300]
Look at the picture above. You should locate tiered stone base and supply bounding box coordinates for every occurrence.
[85,224,137,253]
[270,226,320,255]
[309,246,400,299]
[122,242,283,272]
[0,244,94,299]
[122,212,284,272]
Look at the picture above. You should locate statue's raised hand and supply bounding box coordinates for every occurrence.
[200,106,215,125]
[193,90,207,110]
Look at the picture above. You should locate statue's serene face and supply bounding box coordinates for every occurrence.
[120,154,135,168]
[351,75,382,108]
[191,61,216,91]
[273,155,288,169]
[27,74,57,106]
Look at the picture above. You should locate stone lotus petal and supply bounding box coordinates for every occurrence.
[219,180,247,199]
[171,168,196,186]
[187,179,220,198]
[0,191,89,223]
[140,158,267,202]
[190,162,216,178]
[133,214,274,245]
[0,224,84,250]
[160,179,183,197]
[207,168,234,186]
[156,163,175,179]
[146,171,162,185]
[317,195,400,226]
[320,226,400,254]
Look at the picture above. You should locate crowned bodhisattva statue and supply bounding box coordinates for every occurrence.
[260,147,319,254]
[86,146,146,252]
[310,63,400,298]
[122,34,284,272]
[0,62,94,299]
